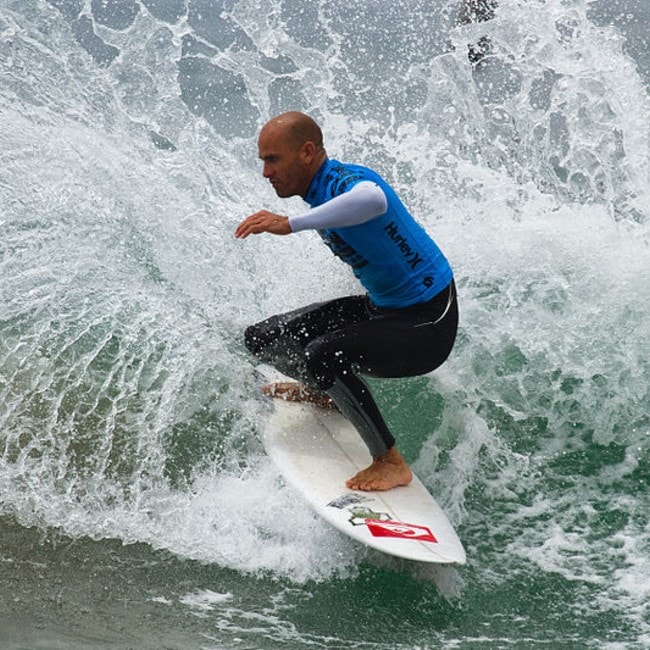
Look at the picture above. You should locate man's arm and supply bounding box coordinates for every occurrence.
[234,181,387,239]
[289,181,387,232]
[235,210,291,239]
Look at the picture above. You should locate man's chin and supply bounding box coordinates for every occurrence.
[273,187,292,198]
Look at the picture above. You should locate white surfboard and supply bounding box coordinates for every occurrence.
[259,372,466,564]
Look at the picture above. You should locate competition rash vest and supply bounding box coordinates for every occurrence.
[303,158,453,309]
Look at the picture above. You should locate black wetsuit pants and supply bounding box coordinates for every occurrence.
[245,281,458,458]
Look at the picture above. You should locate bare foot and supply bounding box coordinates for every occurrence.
[345,447,413,491]
[262,382,338,410]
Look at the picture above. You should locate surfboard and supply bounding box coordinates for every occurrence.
[259,371,466,564]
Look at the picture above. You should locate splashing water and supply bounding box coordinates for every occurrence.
[0,0,649,646]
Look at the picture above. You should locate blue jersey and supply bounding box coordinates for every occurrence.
[305,158,453,309]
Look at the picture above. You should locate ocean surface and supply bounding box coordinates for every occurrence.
[1,0,648,648]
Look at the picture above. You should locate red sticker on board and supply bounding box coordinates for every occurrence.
[365,519,438,543]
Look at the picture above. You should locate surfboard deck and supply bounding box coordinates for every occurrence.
[259,370,466,564]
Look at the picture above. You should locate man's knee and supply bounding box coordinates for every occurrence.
[244,322,272,355]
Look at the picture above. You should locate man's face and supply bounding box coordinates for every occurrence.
[257,124,312,199]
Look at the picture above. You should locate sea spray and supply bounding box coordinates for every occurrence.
[0,0,649,645]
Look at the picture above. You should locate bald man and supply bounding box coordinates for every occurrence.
[235,112,458,491]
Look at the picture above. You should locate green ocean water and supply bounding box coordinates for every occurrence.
[1,0,649,648]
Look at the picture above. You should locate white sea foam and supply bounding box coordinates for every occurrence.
[0,0,649,643]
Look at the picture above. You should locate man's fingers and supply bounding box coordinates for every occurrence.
[235,214,262,238]
[235,211,289,238]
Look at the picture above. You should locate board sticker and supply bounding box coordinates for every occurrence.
[365,519,438,543]
[347,506,390,526]
[327,493,370,509]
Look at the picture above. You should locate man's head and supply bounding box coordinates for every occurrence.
[257,112,327,199]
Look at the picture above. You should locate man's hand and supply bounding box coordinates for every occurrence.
[235,210,292,239]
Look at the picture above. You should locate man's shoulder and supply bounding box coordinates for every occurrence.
[324,160,381,197]
[307,158,386,207]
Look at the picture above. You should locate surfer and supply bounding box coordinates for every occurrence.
[235,112,458,491]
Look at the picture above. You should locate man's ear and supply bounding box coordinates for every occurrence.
[301,140,317,162]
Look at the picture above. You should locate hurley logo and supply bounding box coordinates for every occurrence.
[383,221,424,270]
